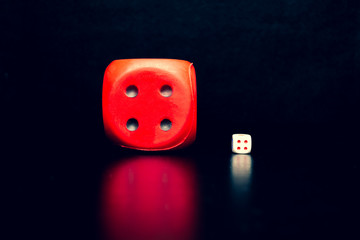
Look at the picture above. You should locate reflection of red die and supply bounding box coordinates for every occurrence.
[102,59,197,151]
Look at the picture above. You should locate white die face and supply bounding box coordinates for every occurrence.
[232,134,252,154]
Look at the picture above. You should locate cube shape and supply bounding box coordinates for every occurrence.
[102,59,197,151]
[232,134,252,154]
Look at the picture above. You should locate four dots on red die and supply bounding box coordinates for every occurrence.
[124,84,174,132]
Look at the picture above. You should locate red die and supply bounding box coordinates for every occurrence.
[102,59,197,151]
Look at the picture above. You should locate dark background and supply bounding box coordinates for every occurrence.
[2,0,359,239]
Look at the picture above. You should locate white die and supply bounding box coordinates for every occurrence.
[232,134,252,154]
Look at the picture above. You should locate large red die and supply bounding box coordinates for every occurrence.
[102,59,197,151]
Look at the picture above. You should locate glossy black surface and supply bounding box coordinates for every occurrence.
[5,126,359,239]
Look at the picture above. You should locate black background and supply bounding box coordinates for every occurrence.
[2,0,360,239]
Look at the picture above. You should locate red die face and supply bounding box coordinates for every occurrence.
[102,59,197,151]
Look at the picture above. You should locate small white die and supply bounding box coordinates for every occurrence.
[232,134,252,154]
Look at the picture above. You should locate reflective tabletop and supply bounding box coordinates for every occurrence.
[6,126,358,240]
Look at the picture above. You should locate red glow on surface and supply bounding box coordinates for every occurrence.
[244,147,248,150]
[237,140,241,143]
[101,156,197,240]
[244,140,248,143]
[237,147,240,150]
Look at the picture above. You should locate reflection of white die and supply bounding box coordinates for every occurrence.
[232,134,252,154]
